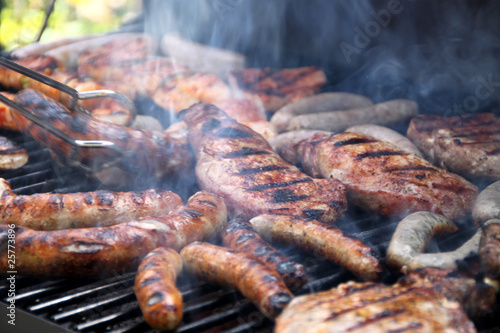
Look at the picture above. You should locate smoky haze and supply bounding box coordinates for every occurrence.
[144,0,500,116]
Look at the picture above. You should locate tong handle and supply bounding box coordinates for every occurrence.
[0,56,136,115]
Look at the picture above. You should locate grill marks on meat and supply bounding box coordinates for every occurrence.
[13,90,192,177]
[134,247,183,331]
[280,132,478,220]
[0,191,227,277]
[183,103,347,223]
[407,113,500,180]
[227,67,326,112]
[275,268,495,333]
[222,218,307,290]
[180,242,293,318]
[0,178,182,230]
[479,219,500,278]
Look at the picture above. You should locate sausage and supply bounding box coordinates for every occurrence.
[0,178,182,230]
[0,136,28,170]
[479,219,500,277]
[222,218,307,290]
[180,242,293,318]
[10,34,100,59]
[134,247,183,331]
[386,212,459,274]
[285,99,418,132]
[345,124,423,157]
[13,89,193,178]
[249,214,384,281]
[271,92,373,133]
[130,115,163,131]
[0,191,227,277]
[406,228,481,271]
[268,130,332,156]
[472,181,500,225]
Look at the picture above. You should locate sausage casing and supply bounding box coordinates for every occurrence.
[134,247,183,331]
[250,214,384,281]
[472,181,500,225]
[0,178,182,230]
[222,218,307,290]
[0,191,227,277]
[180,242,293,318]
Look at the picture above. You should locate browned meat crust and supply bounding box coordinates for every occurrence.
[275,268,496,333]
[0,178,182,230]
[0,92,21,131]
[180,242,293,318]
[183,103,347,223]
[281,131,478,220]
[222,218,307,290]
[13,89,193,177]
[0,55,65,90]
[479,219,500,278]
[134,247,183,331]
[0,191,227,278]
[407,113,500,180]
[227,67,326,112]
[250,214,384,281]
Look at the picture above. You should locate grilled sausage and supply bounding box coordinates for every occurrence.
[180,242,293,318]
[268,130,332,156]
[345,124,423,157]
[250,214,384,281]
[472,181,500,225]
[134,247,183,331]
[10,34,100,59]
[386,212,459,274]
[0,191,226,277]
[271,92,373,133]
[0,136,28,170]
[407,228,481,271]
[222,219,307,290]
[285,99,418,132]
[183,102,348,224]
[479,219,500,277]
[0,178,182,230]
[13,89,192,178]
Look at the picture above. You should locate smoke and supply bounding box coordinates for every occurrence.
[144,0,500,116]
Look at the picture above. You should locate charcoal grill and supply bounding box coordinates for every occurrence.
[0,127,497,332]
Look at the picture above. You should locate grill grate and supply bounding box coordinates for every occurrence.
[0,127,497,332]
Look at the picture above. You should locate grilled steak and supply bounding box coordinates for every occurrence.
[227,67,326,112]
[280,132,478,220]
[407,113,500,181]
[183,103,347,223]
[275,268,496,333]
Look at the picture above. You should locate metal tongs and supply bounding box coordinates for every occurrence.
[0,56,135,172]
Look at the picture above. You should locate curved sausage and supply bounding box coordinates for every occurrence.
[180,242,293,318]
[472,181,500,225]
[222,219,307,290]
[406,229,481,271]
[0,191,227,278]
[271,92,373,133]
[386,212,459,274]
[134,247,183,331]
[249,214,384,281]
[285,99,418,132]
[268,130,332,156]
[345,124,423,157]
[0,178,182,230]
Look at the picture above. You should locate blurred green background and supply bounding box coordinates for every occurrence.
[0,0,141,51]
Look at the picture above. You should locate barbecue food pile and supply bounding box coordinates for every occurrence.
[0,33,499,332]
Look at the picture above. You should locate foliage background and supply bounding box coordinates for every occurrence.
[0,0,141,51]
